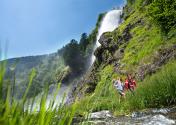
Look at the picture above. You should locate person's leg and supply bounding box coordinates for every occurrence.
[116,89,121,103]
[119,90,125,102]
[122,92,126,100]
[129,87,135,95]
[119,90,123,96]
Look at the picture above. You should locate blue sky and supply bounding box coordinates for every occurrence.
[0,0,124,58]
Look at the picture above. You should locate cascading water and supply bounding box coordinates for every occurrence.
[91,9,122,64]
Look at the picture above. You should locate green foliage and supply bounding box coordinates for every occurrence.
[0,60,6,99]
[147,0,176,33]
[126,0,176,33]
[127,0,136,5]
[79,33,89,52]
[22,68,36,103]
[133,0,153,8]
[60,39,86,74]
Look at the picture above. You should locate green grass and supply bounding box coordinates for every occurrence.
[122,22,163,66]
[116,60,176,113]
[119,0,176,73]
[0,66,77,125]
[119,10,165,71]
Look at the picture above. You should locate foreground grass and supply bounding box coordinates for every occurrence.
[0,65,77,125]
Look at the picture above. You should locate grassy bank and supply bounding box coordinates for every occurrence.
[75,61,176,116]
[115,60,176,114]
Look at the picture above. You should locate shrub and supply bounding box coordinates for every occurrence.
[147,0,176,33]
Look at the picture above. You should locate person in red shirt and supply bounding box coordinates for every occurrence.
[124,74,136,95]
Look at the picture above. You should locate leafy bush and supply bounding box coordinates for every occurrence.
[126,0,176,33]
[147,0,176,33]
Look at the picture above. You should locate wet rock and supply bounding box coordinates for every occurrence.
[89,110,113,119]
[113,48,124,60]
[144,115,175,125]
[131,112,145,118]
[73,107,176,125]
[99,33,113,49]
[152,108,170,114]
[94,47,104,63]
[121,24,132,42]
[81,120,107,125]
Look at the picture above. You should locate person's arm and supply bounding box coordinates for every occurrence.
[124,80,128,90]
[114,81,118,87]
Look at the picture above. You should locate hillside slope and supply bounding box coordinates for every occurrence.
[3,53,65,98]
[73,0,176,115]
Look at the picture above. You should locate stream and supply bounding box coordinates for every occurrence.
[73,106,176,125]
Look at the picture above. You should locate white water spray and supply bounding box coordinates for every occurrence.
[91,9,122,64]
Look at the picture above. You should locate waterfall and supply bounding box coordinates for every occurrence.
[91,9,122,64]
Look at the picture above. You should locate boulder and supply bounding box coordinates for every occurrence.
[89,110,113,119]
[98,33,113,49]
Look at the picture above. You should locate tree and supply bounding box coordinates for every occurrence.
[62,39,85,74]
[79,33,88,51]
